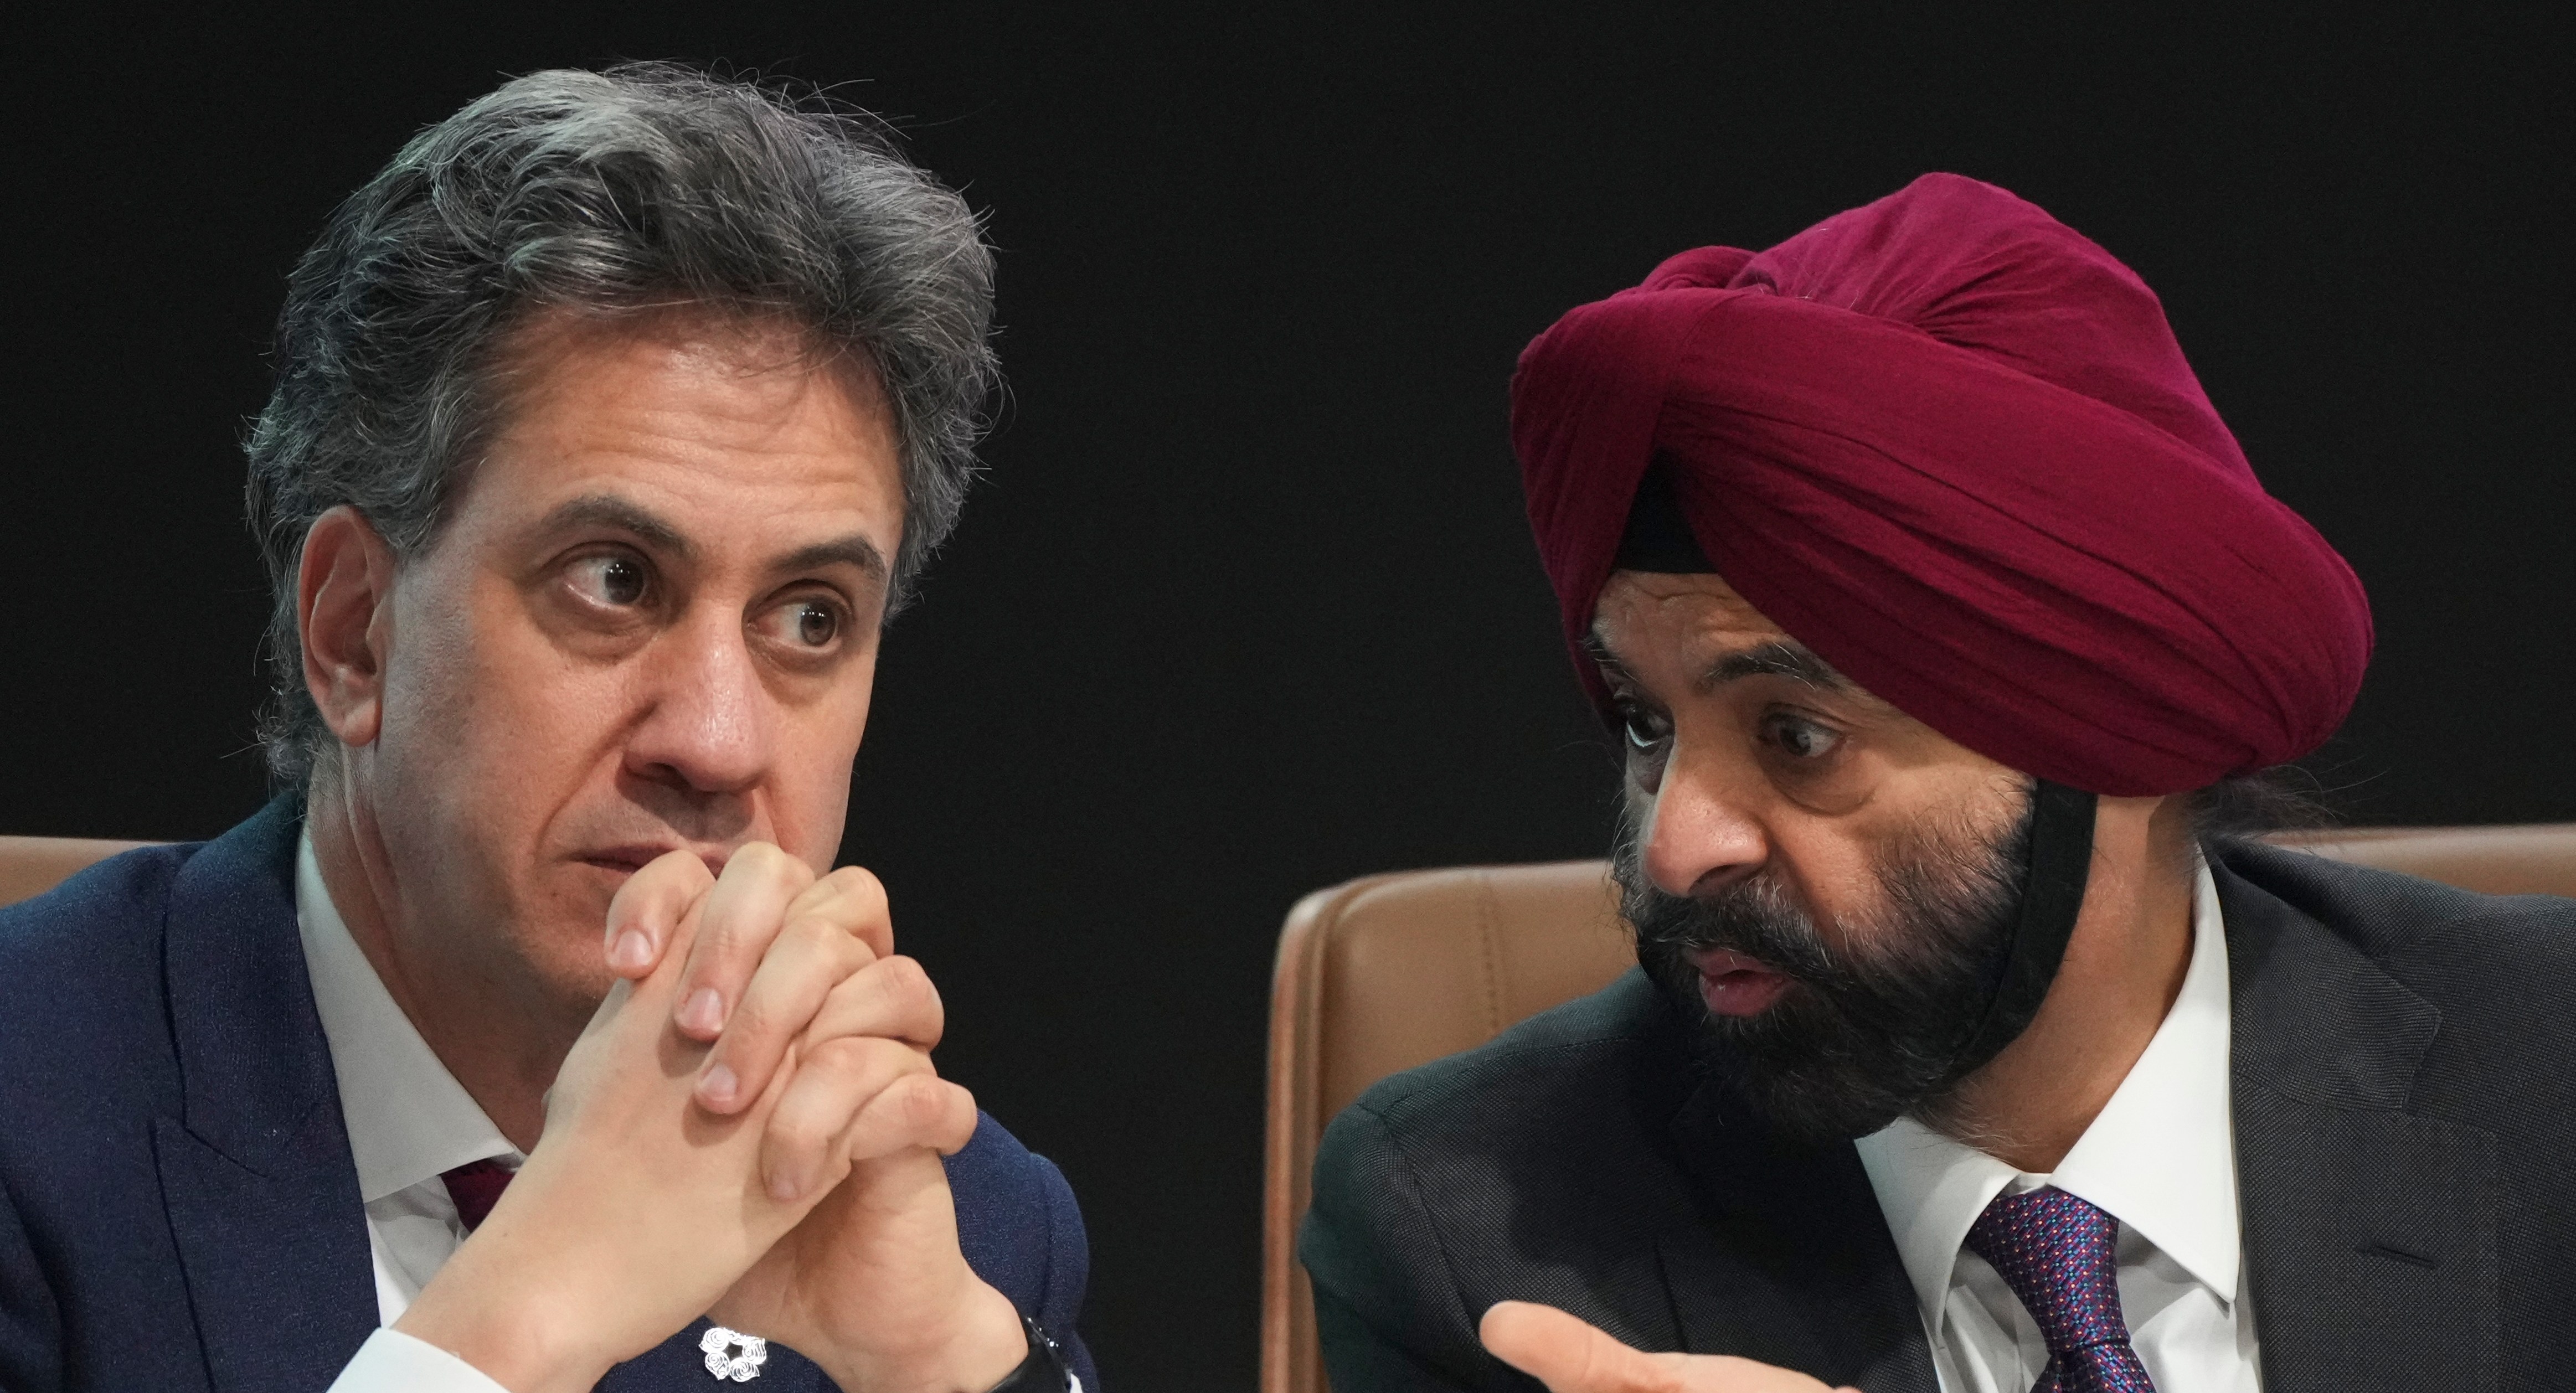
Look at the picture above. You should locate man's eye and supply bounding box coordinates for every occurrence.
[568,554,648,607]
[1764,713,1842,760]
[1617,704,1668,752]
[759,597,844,652]
[794,602,838,648]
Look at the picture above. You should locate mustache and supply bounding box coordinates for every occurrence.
[1624,863,1846,985]
[1608,788,2039,1142]
[1613,795,2034,992]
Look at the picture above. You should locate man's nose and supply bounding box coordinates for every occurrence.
[1640,742,1770,899]
[623,608,776,796]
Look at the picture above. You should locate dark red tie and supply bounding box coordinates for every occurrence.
[441,1159,515,1231]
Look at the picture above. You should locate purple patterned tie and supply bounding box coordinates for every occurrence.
[1964,1186,2157,1393]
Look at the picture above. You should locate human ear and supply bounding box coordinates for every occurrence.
[298,505,401,750]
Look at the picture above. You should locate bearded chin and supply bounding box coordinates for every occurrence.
[1618,790,2038,1144]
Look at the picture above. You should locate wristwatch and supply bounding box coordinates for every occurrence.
[983,1316,1076,1393]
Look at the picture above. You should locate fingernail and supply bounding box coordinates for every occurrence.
[698,1062,739,1108]
[678,987,725,1035]
[766,1162,807,1203]
[607,929,653,973]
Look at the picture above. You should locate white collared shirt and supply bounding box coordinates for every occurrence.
[298,833,521,1391]
[1853,863,2261,1392]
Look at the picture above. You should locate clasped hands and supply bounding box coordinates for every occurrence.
[395,846,1027,1393]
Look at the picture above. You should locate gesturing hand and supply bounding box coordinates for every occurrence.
[1480,1303,1853,1393]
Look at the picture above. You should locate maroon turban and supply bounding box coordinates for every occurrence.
[1513,173,2371,797]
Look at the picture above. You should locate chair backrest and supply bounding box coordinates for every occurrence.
[1260,823,2576,1393]
[0,835,154,910]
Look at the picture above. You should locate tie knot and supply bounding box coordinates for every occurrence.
[441,1158,515,1232]
[1965,1185,2129,1358]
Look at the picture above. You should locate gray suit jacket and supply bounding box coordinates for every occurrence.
[1300,841,2576,1392]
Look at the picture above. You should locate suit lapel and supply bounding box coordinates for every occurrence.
[151,798,380,1393]
[1662,1084,1939,1393]
[2219,857,2498,1393]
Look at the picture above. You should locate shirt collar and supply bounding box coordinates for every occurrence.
[1854,860,2241,1329]
[295,831,519,1203]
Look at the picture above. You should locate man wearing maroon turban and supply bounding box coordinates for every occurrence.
[1300,175,2576,1393]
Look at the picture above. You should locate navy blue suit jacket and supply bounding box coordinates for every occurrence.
[0,798,1096,1392]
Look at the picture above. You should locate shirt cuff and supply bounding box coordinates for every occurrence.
[328,1328,516,1393]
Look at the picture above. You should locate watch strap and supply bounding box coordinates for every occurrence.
[982,1315,1074,1393]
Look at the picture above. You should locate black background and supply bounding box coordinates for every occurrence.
[4,6,2570,1390]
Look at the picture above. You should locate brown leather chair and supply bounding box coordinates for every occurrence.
[0,835,153,910]
[1261,824,2576,1393]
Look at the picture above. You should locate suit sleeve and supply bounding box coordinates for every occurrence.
[0,1174,63,1393]
[1030,1152,1099,1393]
[1298,1103,1527,1393]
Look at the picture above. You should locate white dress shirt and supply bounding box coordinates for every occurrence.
[1853,862,2261,1392]
[297,833,522,1392]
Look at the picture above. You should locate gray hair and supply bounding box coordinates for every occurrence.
[244,63,998,785]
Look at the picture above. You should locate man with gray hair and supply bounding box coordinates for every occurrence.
[0,64,1093,1393]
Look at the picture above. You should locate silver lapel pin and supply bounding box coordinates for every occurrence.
[699,1325,769,1382]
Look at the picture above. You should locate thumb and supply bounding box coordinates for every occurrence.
[1480,1302,1852,1393]
[1480,1302,1668,1393]
[601,848,715,980]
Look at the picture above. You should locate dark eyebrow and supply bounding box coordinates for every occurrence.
[1706,640,1851,693]
[775,536,888,584]
[1580,632,1627,678]
[537,494,694,561]
[535,494,885,584]
[1582,631,1848,695]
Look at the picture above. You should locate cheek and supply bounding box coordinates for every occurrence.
[1768,824,1892,940]
[772,654,877,867]
[377,575,625,794]
[1788,773,2026,942]
[374,583,486,760]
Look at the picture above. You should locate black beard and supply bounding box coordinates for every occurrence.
[1620,788,2038,1144]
